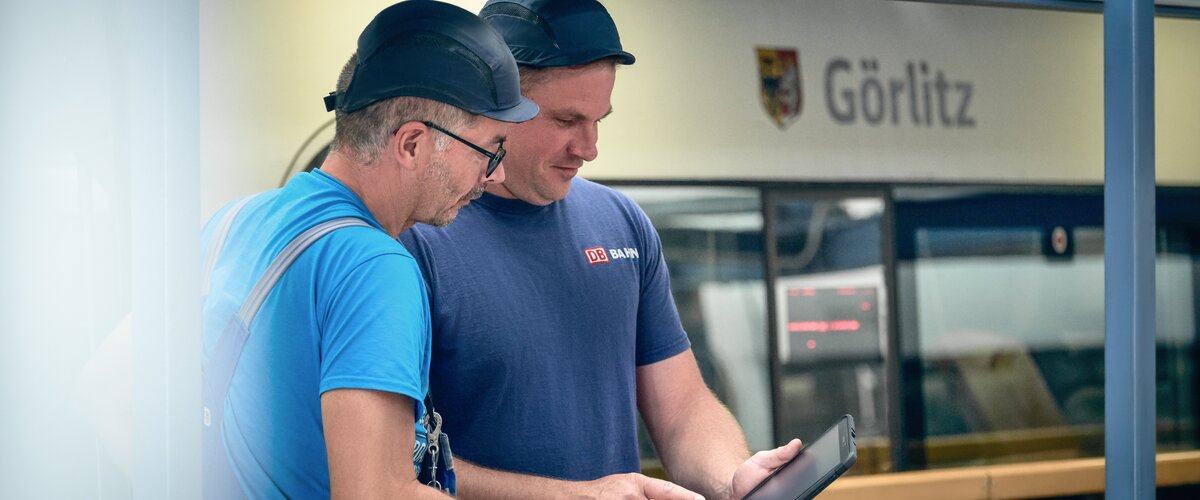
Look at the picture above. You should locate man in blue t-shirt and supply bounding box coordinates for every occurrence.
[200,2,538,498]
[399,1,802,499]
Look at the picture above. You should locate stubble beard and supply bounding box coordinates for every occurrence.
[423,155,486,228]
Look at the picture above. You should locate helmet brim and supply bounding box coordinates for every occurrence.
[479,96,540,123]
[513,47,636,68]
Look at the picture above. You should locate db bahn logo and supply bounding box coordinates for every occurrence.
[584,246,640,265]
[584,246,610,265]
[757,47,803,129]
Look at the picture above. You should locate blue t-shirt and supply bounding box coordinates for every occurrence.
[399,178,691,480]
[202,170,431,498]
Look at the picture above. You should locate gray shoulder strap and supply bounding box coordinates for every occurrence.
[201,196,254,296]
[236,217,372,326]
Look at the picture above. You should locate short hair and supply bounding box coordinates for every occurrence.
[517,56,622,93]
[330,53,480,165]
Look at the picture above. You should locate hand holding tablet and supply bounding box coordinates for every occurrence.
[743,415,857,500]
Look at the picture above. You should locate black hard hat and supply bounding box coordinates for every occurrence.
[479,0,635,68]
[324,0,538,123]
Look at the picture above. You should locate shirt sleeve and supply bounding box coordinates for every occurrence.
[317,252,430,405]
[631,202,692,366]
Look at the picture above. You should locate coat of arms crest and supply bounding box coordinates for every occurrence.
[757,47,803,129]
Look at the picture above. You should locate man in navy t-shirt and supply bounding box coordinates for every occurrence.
[399,1,802,498]
[200,2,537,498]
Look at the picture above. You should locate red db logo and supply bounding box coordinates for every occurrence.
[584,246,610,265]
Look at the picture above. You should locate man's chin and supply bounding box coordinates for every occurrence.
[547,182,572,204]
[427,208,460,228]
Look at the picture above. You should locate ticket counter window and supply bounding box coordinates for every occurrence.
[767,194,890,473]
[894,189,1199,469]
[615,186,774,457]
[612,183,1199,476]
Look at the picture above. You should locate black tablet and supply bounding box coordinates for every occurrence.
[743,415,857,500]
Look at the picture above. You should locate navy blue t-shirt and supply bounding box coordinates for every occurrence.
[399,178,691,480]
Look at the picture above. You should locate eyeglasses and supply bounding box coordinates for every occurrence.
[422,121,505,177]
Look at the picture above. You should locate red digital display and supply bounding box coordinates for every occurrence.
[783,286,880,362]
[787,320,862,333]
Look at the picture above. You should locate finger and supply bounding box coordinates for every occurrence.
[752,439,804,469]
[639,475,705,500]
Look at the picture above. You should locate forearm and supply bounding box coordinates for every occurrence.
[455,458,581,500]
[331,478,451,500]
[652,395,750,500]
[408,483,456,499]
[322,390,452,500]
[637,351,752,500]
[457,456,705,500]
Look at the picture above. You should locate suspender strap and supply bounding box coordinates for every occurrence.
[208,216,372,404]
[201,196,253,296]
[238,217,371,325]
[203,212,371,499]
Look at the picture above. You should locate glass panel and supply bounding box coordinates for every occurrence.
[911,226,1106,465]
[895,188,1200,469]
[770,194,891,474]
[613,186,773,457]
[1157,225,1198,452]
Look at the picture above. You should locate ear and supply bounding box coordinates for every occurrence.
[390,121,432,172]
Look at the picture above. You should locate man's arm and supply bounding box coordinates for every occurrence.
[321,389,450,500]
[637,349,803,500]
[454,458,703,500]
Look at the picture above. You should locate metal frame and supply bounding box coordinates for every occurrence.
[880,191,910,471]
[1104,0,1158,497]
[898,0,1200,19]
[761,190,785,446]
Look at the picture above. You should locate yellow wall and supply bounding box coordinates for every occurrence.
[200,0,1200,219]
[598,1,1199,185]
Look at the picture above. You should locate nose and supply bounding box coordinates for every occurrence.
[567,122,599,162]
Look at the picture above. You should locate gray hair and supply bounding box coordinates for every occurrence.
[330,53,479,165]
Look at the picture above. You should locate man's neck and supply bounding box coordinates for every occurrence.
[485,180,518,200]
[485,179,559,207]
[320,152,417,237]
